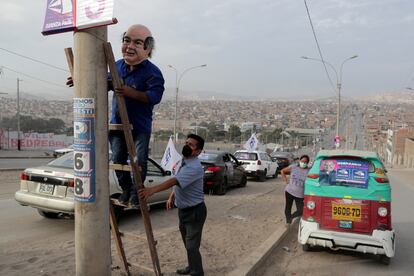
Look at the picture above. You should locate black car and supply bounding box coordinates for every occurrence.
[271,152,295,175]
[198,150,247,195]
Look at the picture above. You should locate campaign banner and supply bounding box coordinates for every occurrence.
[0,129,72,150]
[42,0,116,36]
[319,159,369,188]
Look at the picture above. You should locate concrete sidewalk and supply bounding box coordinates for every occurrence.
[0,150,54,159]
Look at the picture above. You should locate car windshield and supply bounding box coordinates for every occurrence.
[199,153,219,162]
[234,152,258,161]
[318,157,373,189]
[48,152,74,168]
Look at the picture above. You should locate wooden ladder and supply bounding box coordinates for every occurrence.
[65,43,162,276]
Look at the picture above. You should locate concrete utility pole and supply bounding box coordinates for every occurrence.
[17,78,22,151]
[74,27,110,276]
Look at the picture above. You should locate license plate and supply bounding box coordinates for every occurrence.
[332,203,361,221]
[39,183,54,195]
[339,220,353,229]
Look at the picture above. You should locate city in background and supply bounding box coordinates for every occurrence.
[1,91,414,168]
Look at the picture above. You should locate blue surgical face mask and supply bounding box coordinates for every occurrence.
[299,161,308,169]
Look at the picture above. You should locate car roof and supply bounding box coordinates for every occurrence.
[271,151,294,157]
[201,150,229,155]
[235,150,266,153]
[316,149,379,159]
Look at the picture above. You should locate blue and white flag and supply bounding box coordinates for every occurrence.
[161,137,181,171]
[244,133,259,152]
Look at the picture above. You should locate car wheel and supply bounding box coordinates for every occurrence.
[379,255,391,265]
[214,178,227,195]
[272,170,278,178]
[38,209,60,219]
[302,243,311,252]
[258,170,266,182]
[239,175,247,187]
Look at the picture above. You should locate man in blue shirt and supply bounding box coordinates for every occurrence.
[139,134,207,276]
[110,24,165,207]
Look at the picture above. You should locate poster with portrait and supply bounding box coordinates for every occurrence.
[319,159,369,188]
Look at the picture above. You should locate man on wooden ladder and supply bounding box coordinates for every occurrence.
[109,24,165,207]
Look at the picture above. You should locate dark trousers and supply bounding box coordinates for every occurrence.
[178,202,207,276]
[284,191,304,224]
[109,131,150,195]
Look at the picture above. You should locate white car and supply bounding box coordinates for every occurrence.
[53,145,74,158]
[234,150,278,181]
[15,152,173,219]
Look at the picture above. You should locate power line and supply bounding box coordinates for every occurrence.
[303,0,337,95]
[1,65,69,89]
[0,47,69,72]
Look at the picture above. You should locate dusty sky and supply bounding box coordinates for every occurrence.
[1,0,414,101]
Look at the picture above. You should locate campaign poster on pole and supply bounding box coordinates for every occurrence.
[73,98,96,202]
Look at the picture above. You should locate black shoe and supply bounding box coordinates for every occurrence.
[129,195,140,209]
[117,191,130,206]
[176,267,190,275]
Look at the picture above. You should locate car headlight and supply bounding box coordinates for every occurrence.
[378,207,388,217]
[307,200,315,210]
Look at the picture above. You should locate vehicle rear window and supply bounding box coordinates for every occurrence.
[234,152,258,161]
[319,158,371,189]
[48,152,74,168]
[198,153,219,162]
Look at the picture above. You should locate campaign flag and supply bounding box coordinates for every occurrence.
[161,137,181,171]
[243,133,259,152]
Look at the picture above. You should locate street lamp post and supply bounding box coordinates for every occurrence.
[168,64,207,143]
[301,55,358,148]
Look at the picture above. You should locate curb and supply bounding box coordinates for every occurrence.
[0,156,53,159]
[227,224,289,276]
[0,168,25,171]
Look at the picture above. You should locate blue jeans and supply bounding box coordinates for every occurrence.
[109,131,150,196]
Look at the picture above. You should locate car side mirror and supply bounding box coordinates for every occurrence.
[165,170,172,176]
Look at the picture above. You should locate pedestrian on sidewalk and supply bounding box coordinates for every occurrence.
[139,134,207,276]
[280,154,310,226]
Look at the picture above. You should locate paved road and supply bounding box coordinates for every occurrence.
[0,158,54,170]
[261,169,414,276]
[0,170,287,275]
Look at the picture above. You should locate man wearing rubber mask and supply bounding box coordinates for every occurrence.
[139,134,207,276]
[66,24,164,208]
[109,24,165,208]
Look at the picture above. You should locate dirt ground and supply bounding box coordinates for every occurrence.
[116,181,286,276]
[0,171,287,276]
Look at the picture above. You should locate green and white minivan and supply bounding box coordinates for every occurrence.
[298,150,395,264]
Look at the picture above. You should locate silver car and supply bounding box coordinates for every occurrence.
[15,152,173,218]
